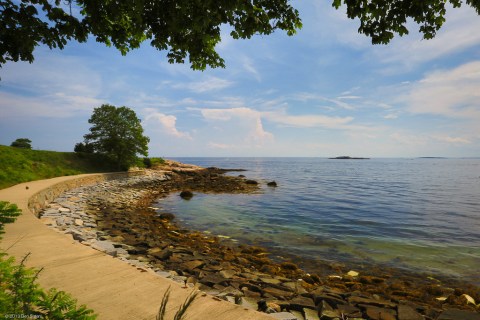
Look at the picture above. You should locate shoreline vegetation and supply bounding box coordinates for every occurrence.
[37,161,479,320]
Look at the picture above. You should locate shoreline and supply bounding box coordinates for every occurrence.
[38,163,480,320]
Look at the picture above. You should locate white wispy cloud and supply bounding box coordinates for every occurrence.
[404,61,480,119]
[263,110,354,128]
[384,113,398,119]
[143,109,192,139]
[170,76,234,93]
[432,135,471,145]
[200,107,274,147]
[0,54,104,118]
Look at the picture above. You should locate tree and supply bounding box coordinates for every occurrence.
[1,0,302,71]
[82,104,149,170]
[3,1,478,73]
[10,138,32,149]
[332,0,480,44]
[74,142,94,153]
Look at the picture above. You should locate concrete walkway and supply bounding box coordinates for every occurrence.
[0,175,273,320]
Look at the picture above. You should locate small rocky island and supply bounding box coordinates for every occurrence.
[329,156,370,160]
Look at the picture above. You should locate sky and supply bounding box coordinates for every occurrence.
[1,1,480,158]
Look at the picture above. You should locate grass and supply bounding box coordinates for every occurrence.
[0,145,117,189]
[156,286,199,320]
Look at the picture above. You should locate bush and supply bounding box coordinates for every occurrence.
[0,253,97,319]
[0,201,21,235]
[10,138,32,149]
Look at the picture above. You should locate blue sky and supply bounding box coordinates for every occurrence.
[1,1,480,157]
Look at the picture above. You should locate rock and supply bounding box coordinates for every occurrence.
[437,309,480,320]
[182,260,205,271]
[303,308,320,320]
[179,190,193,199]
[290,310,305,320]
[363,306,396,320]
[74,219,84,226]
[91,241,117,257]
[348,296,396,309]
[245,180,258,185]
[289,296,316,311]
[239,296,259,310]
[313,294,346,308]
[263,286,295,298]
[40,217,57,226]
[151,248,172,260]
[337,304,362,318]
[201,273,228,286]
[319,308,341,320]
[219,269,236,279]
[159,212,175,220]
[65,229,88,242]
[260,277,283,285]
[397,304,423,320]
[258,300,278,313]
[269,312,299,320]
[267,181,278,187]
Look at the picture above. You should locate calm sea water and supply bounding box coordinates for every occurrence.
[155,158,480,285]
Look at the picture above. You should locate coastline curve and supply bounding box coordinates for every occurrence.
[0,172,273,320]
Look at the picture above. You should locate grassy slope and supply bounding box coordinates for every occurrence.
[0,145,115,189]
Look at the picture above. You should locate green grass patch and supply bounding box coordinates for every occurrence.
[0,145,117,189]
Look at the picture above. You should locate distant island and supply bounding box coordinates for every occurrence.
[329,156,370,160]
[418,157,447,159]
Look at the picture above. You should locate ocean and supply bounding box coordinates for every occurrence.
[154,158,480,285]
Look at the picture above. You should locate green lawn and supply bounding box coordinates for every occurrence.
[0,145,116,189]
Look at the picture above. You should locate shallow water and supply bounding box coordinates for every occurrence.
[155,158,480,285]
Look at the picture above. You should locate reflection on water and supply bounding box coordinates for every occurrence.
[156,158,480,285]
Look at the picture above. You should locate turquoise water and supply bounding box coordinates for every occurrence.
[155,158,480,284]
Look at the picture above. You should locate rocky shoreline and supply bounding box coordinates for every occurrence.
[38,162,480,320]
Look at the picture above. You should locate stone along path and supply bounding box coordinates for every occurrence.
[0,173,274,320]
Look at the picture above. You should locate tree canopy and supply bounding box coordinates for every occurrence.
[10,138,32,149]
[82,104,149,170]
[2,1,479,71]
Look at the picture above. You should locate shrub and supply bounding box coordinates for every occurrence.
[0,201,21,235]
[0,253,97,319]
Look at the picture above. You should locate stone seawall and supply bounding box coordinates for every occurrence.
[27,171,145,217]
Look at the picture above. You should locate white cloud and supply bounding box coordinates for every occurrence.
[0,91,103,118]
[200,107,274,146]
[263,110,354,128]
[171,76,233,93]
[404,61,480,119]
[241,56,261,82]
[432,135,471,145]
[384,114,398,119]
[144,109,192,139]
[207,142,232,149]
[0,54,104,118]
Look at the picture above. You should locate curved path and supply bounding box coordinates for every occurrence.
[0,174,273,320]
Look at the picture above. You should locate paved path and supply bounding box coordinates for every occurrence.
[0,175,273,320]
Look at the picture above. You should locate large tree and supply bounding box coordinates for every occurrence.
[1,1,479,72]
[83,104,149,170]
